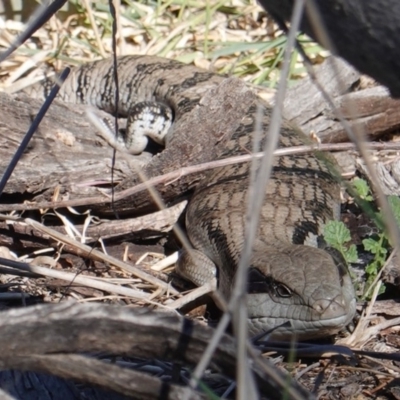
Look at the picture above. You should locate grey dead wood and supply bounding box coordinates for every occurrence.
[258,0,400,97]
[0,92,147,196]
[0,201,186,251]
[284,57,400,182]
[365,299,400,317]
[1,355,205,400]
[284,56,400,143]
[0,302,313,400]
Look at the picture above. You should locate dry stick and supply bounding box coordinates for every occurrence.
[113,0,124,55]
[304,0,400,253]
[24,218,177,294]
[342,250,398,347]
[167,281,215,310]
[82,0,107,58]
[108,0,121,218]
[236,3,306,400]
[231,98,265,400]
[185,2,306,399]
[0,258,149,300]
[0,140,398,213]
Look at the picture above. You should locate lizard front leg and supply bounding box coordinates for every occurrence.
[98,101,173,154]
[176,248,218,290]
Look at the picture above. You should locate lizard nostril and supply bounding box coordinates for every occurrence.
[313,299,335,314]
[313,296,347,317]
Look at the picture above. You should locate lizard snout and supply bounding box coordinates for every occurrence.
[312,295,347,318]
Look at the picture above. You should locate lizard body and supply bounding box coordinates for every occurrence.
[26,55,356,339]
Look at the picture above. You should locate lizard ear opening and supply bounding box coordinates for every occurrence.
[247,268,270,294]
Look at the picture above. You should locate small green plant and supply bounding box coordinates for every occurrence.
[363,195,400,294]
[352,177,373,201]
[323,178,400,299]
[353,177,387,297]
[362,234,387,296]
[323,221,358,264]
[355,179,400,297]
[351,178,400,298]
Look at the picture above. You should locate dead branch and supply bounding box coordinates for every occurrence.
[0,302,312,400]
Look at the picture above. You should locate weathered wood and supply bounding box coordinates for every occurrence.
[284,57,400,143]
[0,201,186,251]
[0,92,146,196]
[0,302,313,400]
[284,56,360,129]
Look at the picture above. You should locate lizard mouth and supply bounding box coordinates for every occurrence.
[246,293,356,340]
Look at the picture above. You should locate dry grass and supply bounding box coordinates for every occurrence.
[0,0,326,90]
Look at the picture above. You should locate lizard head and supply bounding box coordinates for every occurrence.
[245,244,356,340]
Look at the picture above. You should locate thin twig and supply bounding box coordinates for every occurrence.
[0,140,397,213]
[234,2,306,399]
[185,2,306,398]
[0,258,150,300]
[24,218,177,294]
[82,0,107,58]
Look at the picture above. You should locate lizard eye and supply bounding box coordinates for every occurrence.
[247,268,293,298]
[274,283,292,298]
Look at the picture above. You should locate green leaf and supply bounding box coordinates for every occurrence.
[388,195,400,226]
[353,178,373,201]
[324,221,358,265]
[365,261,379,275]
[344,244,358,263]
[324,220,351,247]
[363,237,380,254]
